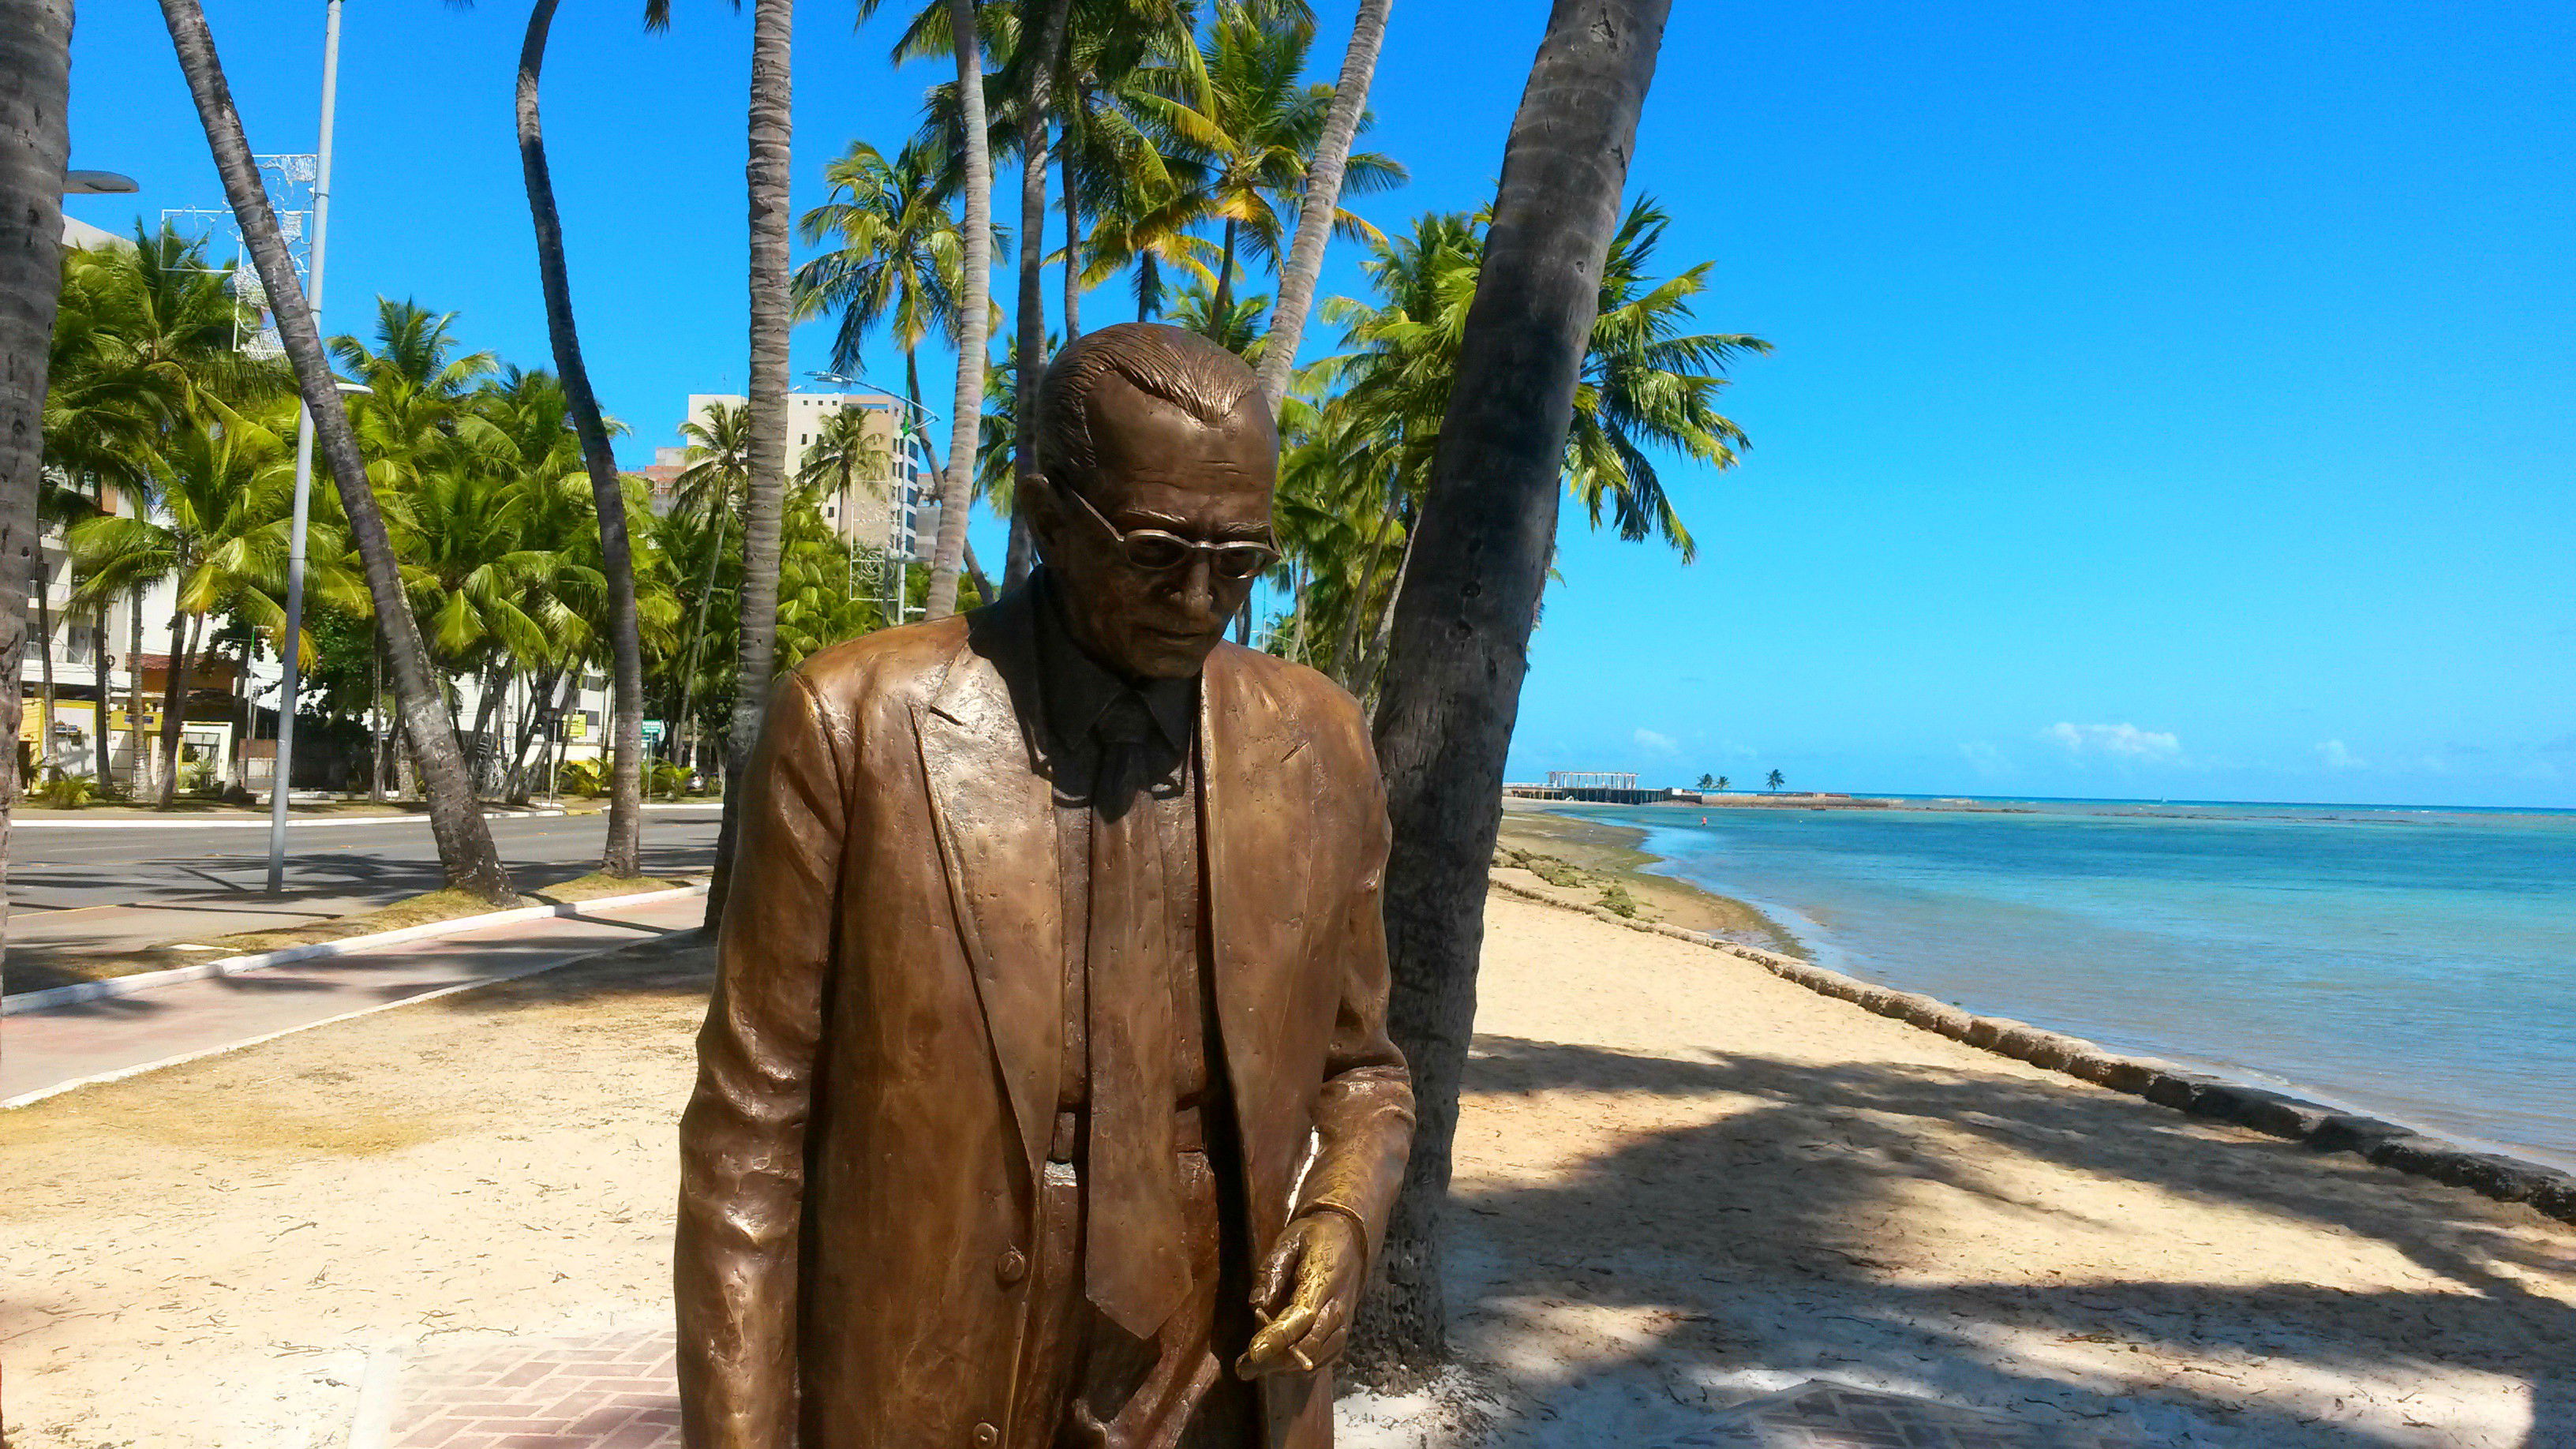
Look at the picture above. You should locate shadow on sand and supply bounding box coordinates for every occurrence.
[1434,1035,2576,1447]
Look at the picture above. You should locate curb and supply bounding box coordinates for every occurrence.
[2,880,710,1017]
[1488,874,2576,1228]
[12,807,571,830]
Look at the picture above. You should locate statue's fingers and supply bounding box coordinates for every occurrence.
[1290,1288,1350,1366]
[1250,1235,1302,1318]
[1252,1301,1320,1365]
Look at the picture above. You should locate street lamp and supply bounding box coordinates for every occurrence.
[62,170,138,194]
[265,0,347,896]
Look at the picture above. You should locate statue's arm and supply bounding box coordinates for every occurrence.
[1292,718,1415,1261]
[676,669,844,1449]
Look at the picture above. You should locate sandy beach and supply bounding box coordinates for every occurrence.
[5,863,2572,1447]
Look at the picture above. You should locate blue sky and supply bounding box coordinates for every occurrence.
[63,1,2576,808]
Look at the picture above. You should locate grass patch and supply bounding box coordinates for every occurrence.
[533,873,690,903]
[208,888,526,955]
[202,876,693,957]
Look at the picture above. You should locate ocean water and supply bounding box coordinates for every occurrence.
[1561,798,2576,1170]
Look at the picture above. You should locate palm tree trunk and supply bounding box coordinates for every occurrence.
[706,0,797,921]
[962,535,994,606]
[1209,217,1238,336]
[1005,0,1072,594]
[369,619,387,800]
[924,0,995,621]
[1254,0,1392,415]
[0,0,70,904]
[34,560,56,779]
[155,608,199,805]
[1061,141,1082,342]
[125,586,147,794]
[466,663,505,794]
[507,663,558,803]
[1352,516,1417,702]
[672,512,728,788]
[518,0,646,879]
[1351,0,1671,1381]
[160,0,516,900]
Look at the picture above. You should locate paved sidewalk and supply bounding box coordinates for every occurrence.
[391,1328,680,1449]
[0,889,708,1105]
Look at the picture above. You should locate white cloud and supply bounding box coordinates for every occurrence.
[2316,739,2364,771]
[1959,741,2010,777]
[1633,728,1678,755]
[2044,722,2181,759]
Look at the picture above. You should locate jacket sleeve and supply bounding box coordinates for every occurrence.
[676,669,844,1449]
[1289,703,1415,1264]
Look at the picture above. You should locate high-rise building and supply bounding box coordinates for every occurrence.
[660,391,940,562]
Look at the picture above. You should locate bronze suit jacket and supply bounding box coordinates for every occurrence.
[676,585,1415,1449]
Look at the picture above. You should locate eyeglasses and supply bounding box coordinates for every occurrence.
[1061,482,1281,582]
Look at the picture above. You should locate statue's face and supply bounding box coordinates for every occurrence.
[1032,374,1278,680]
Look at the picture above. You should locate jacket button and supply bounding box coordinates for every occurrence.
[972,1423,999,1447]
[996,1248,1028,1285]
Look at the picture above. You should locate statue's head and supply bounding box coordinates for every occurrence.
[1027,324,1279,681]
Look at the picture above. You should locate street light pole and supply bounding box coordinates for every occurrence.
[266,0,343,894]
[806,369,938,625]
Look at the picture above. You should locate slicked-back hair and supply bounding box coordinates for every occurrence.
[1035,323,1264,498]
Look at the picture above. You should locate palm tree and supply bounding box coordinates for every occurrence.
[1696,773,1713,788]
[1355,0,1676,1377]
[1253,0,1394,414]
[1765,769,1784,792]
[68,400,364,803]
[1130,4,1406,331]
[707,0,802,916]
[668,401,752,775]
[794,140,965,413]
[50,227,281,792]
[519,0,649,878]
[1,0,69,848]
[160,0,514,899]
[1563,199,1767,562]
[1715,774,1728,792]
[999,0,1076,586]
[928,0,997,620]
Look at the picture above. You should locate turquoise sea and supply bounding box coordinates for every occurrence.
[1559,797,2576,1171]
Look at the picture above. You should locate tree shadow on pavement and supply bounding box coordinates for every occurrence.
[1440,1035,2576,1448]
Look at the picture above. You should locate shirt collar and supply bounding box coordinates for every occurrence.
[1031,569,1197,754]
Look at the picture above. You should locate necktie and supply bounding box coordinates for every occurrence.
[1084,693,1189,1339]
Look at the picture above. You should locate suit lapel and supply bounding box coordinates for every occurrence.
[1201,646,1318,1181]
[918,591,1060,1192]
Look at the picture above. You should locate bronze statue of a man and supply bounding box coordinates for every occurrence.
[676,324,1414,1449]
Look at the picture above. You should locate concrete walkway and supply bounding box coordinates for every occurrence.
[0,889,708,1106]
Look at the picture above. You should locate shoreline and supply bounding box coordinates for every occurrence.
[1503,799,2576,1193]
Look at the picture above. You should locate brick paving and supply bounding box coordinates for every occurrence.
[391,1327,680,1448]
[1665,1380,2147,1448]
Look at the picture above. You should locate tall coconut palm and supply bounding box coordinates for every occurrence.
[518,0,648,878]
[1130,4,1406,331]
[157,0,514,900]
[703,0,799,919]
[794,139,965,410]
[68,399,365,804]
[1253,0,1393,414]
[927,0,996,620]
[49,227,274,793]
[1,0,70,899]
[668,401,751,774]
[1354,0,1675,1377]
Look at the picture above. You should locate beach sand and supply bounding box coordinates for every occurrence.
[4,871,2572,1447]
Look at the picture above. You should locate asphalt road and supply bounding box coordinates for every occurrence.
[6,807,722,994]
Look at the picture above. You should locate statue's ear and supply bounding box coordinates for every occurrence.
[1022,471,1065,557]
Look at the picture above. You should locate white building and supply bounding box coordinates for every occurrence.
[640,391,940,562]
